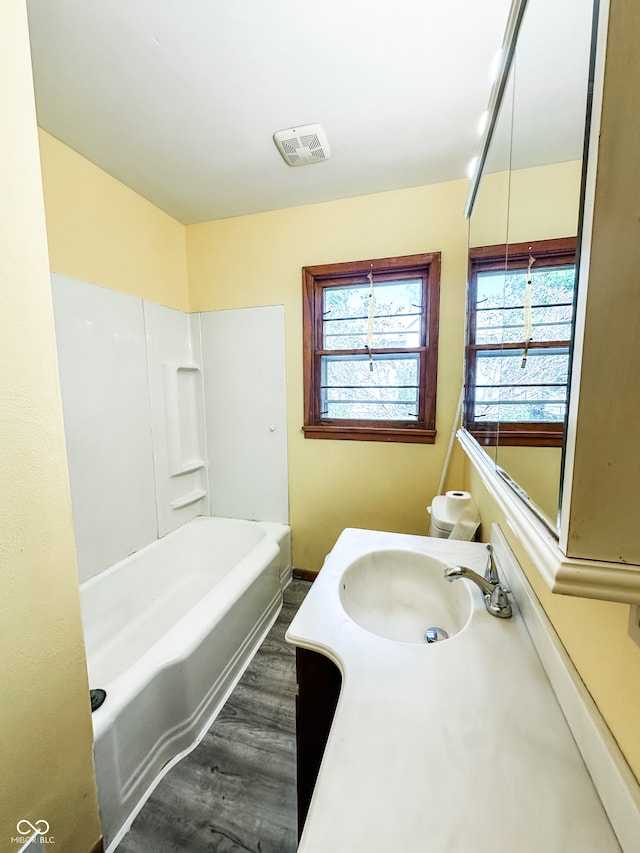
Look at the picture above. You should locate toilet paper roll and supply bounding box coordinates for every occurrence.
[450,505,481,541]
[444,490,472,520]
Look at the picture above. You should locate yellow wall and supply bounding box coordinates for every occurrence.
[470,159,582,247]
[496,446,562,522]
[0,2,101,850]
[507,160,582,243]
[468,465,640,782]
[38,129,189,310]
[187,182,470,569]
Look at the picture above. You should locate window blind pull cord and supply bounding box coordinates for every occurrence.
[367,266,375,372]
[521,251,535,369]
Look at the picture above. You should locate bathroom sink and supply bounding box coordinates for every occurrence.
[339,549,473,644]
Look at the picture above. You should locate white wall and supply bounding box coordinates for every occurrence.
[52,277,289,583]
[201,306,289,523]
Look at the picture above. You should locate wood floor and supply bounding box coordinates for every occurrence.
[116,579,310,853]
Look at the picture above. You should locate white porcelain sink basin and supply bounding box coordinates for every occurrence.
[339,549,473,644]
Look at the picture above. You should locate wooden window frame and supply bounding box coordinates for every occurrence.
[465,236,577,447]
[302,253,441,443]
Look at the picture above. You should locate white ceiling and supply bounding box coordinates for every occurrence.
[27,0,514,224]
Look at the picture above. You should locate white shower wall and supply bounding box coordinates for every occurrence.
[52,275,157,583]
[51,275,289,584]
[201,306,289,523]
[144,301,209,537]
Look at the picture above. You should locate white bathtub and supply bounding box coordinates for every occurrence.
[80,516,291,852]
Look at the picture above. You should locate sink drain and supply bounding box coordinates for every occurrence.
[424,627,449,644]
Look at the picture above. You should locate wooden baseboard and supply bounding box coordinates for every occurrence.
[293,568,318,582]
[89,837,104,853]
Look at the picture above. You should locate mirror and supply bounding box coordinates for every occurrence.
[466,66,515,468]
[464,0,597,530]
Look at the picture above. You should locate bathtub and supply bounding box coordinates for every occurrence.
[80,516,291,852]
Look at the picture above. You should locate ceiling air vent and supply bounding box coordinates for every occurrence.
[273,124,331,167]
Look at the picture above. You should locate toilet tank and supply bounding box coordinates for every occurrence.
[428,492,479,540]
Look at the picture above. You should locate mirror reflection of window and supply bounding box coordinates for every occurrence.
[465,237,576,447]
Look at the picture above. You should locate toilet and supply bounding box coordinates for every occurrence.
[428,491,480,540]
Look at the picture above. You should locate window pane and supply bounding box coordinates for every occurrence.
[474,348,569,422]
[323,279,422,350]
[475,266,575,345]
[477,304,574,345]
[476,269,507,307]
[321,353,419,420]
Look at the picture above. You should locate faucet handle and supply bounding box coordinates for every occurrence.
[485,543,499,585]
[485,543,511,592]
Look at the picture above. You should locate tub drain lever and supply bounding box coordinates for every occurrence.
[90,688,107,712]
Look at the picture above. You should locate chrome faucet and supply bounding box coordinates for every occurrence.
[444,544,512,618]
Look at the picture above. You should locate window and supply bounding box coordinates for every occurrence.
[302,254,441,443]
[465,237,577,446]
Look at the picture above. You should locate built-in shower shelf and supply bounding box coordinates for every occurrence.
[163,363,207,478]
[170,459,206,477]
[170,489,207,510]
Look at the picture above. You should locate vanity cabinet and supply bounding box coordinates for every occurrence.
[295,647,341,839]
[286,528,631,852]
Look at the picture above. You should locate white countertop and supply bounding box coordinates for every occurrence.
[286,528,621,853]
